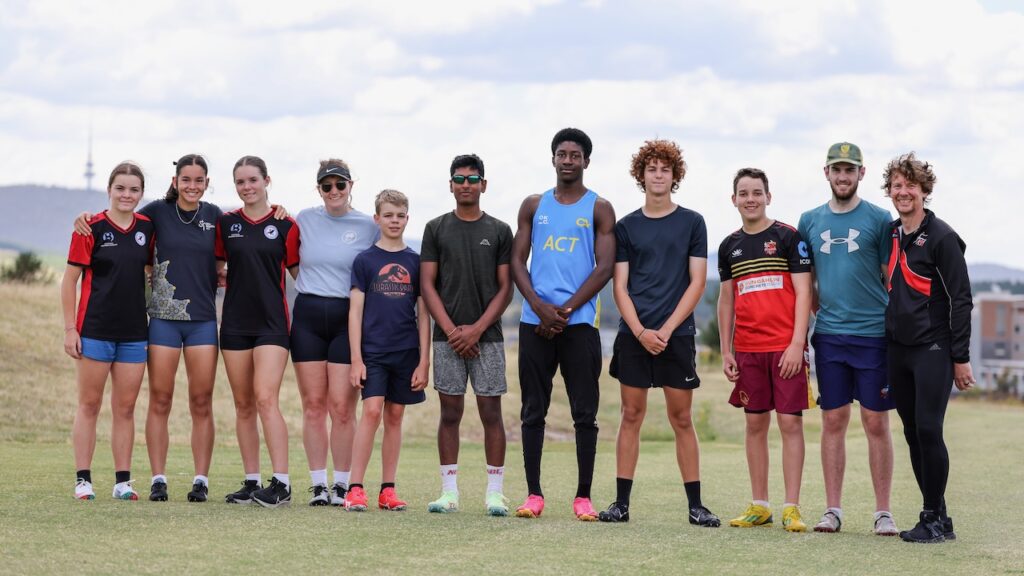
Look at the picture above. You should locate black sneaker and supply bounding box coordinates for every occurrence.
[899,511,945,543]
[187,482,208,503]
[330,483,347,506]
[225,480,261,505]
[689,505,721,527]
[941,514,956,541]
[149,481,168,502]
[308,484,330,506]
[253,478,292,508]
[598,501,630,523]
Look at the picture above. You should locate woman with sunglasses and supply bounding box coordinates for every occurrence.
[291,159,379,505]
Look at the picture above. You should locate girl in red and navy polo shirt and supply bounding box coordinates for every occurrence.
[61,162,154,502]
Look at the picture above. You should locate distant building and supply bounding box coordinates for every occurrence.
[972,291,1024,396]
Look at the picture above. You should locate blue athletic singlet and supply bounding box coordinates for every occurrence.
[521,189,599,327]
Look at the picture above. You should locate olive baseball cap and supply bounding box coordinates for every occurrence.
[826,142,863,166]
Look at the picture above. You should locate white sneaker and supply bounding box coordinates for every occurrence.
[874,511,898,536]
[112,480,139,500]
[330,483,346,506]
[813,510,842,533]
[75,479,95,500]
[308,484,330,506]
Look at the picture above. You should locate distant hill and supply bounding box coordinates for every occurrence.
[968,262,1024,283]
[0,185,111,254]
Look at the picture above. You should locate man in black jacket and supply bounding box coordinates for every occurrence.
[882,152,975,544]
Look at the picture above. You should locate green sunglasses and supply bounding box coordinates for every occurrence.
[451,175,483,185]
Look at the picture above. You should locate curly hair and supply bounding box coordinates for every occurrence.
[881,152,936,199]
[630,139,686,192]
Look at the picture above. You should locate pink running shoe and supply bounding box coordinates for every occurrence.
[515,494,545,518]
[573,497,598,521]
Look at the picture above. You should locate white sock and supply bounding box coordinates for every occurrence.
[440,464,458,492]
[334,470,350,487]
[783,502,798,509]
[486,465,504,494]
[245,473,261,483]
[754,500,771,509]
[310,469,328,487]
[828,507,843,520]
[273,473,290,488]
[193,475,208,487]
[874,510,892,520]
[152,474,167,485]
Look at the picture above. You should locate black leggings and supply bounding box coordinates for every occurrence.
[888,340,954,512]
[518,323,601,497]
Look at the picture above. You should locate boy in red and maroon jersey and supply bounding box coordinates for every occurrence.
[61,162,154,502]
[717,167,813,532]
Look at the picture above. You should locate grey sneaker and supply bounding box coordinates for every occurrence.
[814,510,842,533]
[874,511,898,536]
[330,483,347,506]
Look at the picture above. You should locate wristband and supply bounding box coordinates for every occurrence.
[64,326,77,333]
[637,328,648,339]
[446,327,459,338]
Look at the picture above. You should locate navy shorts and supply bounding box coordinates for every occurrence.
[220,333,290,351]
[610,332,700,390]
[149,318,218,348]
[812,333,893,411]
[290,293,351,364]
[361,348,426,405]
[81,338,147,363]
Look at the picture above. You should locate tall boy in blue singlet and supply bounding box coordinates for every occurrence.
[510,127,616,521]
[797,142,898,536]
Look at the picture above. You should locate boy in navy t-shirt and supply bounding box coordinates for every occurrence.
[343,189,430,511]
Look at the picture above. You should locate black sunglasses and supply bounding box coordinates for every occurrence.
[451,175,483,185]
[320,181,348,193]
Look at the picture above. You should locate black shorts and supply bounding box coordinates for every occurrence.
[220,333,290,351]
[610,332,700,390]
[290,293,351,364]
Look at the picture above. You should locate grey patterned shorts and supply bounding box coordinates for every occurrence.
[432,341,507,396]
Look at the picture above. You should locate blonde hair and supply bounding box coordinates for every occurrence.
[374,189,408,213]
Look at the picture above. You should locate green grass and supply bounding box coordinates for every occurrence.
[1,284,1023,575]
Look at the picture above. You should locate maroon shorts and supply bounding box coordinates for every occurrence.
[728,350,813,413]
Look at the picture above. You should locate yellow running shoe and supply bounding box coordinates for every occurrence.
[782,505,807,532]
[729,503,773,527]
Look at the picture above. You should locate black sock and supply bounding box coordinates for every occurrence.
[684,481,702,509]
[615,478,633,506]
[380,482,395,493]
[77,469,91,483]
[522,426,544,497]
[349,483,363,490]
[115,470,130,484]
[576,483,591,499]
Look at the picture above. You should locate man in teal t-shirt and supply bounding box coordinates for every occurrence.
[798,142,898,536]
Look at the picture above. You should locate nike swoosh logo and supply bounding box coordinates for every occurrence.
[685,376,697,382]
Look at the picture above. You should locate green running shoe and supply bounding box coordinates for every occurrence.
[485,492,509,516]
[428,490,459,513]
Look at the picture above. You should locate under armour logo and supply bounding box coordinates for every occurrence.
[480,239,491,246]
[820,229,860,254]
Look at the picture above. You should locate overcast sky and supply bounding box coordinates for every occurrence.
[1,0,1021,266]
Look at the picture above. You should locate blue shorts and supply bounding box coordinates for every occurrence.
[361,348,426,405]
[149,318,218,348]
[812,333,894,412]
[81,338,147,364]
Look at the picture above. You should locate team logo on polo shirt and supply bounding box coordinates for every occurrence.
[229,223,243,238]
[135,231,146,246]
[763,240,777,256]
[914,233,928,247]
[343,230,358,244]
[101,232,116,247]
[371,264,413,298]
[264,225,279,239]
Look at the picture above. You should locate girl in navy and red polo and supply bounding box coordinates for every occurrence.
[215,155,300,508]
[61,162,154,502]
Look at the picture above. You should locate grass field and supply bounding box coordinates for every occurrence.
[1,283,1023,575]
